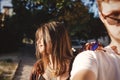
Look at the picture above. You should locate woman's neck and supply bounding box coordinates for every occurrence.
[49,55,57,70]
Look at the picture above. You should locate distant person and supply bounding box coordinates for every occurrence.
[70,0,120,80]
[30,21,74,80]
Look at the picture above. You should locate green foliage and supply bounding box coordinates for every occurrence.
[3,0,107,44]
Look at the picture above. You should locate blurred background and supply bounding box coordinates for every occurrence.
[0,0,110,53]
[0,1,111,79]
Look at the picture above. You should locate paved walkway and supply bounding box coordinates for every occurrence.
[13,57,36,80]
[0,44,36,80]
[13,44,36,80]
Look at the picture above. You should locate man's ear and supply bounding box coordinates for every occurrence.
[99,12,105,23]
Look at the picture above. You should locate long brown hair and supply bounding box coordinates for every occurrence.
[35,21,73,76]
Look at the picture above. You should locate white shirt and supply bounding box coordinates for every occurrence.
[70,46,120,80]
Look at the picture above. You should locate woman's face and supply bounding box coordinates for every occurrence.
[100,1,120,41]
[37,36,45,54]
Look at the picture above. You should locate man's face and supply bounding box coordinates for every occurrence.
[100,1,120,41]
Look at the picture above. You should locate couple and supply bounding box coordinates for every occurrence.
[30,0,120,80]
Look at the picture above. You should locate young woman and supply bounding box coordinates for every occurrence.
[70,0,120,80]
[30,21,74,80]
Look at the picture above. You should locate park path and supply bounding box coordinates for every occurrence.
[13,44,36,80]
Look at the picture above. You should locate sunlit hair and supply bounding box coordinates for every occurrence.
[35,21,73,76]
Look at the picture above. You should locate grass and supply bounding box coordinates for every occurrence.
[0,59,18,80]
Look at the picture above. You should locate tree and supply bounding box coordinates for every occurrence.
[11,0,106,43]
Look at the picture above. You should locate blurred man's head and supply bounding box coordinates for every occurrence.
[97,0,120,12]
[97,0,120,42]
